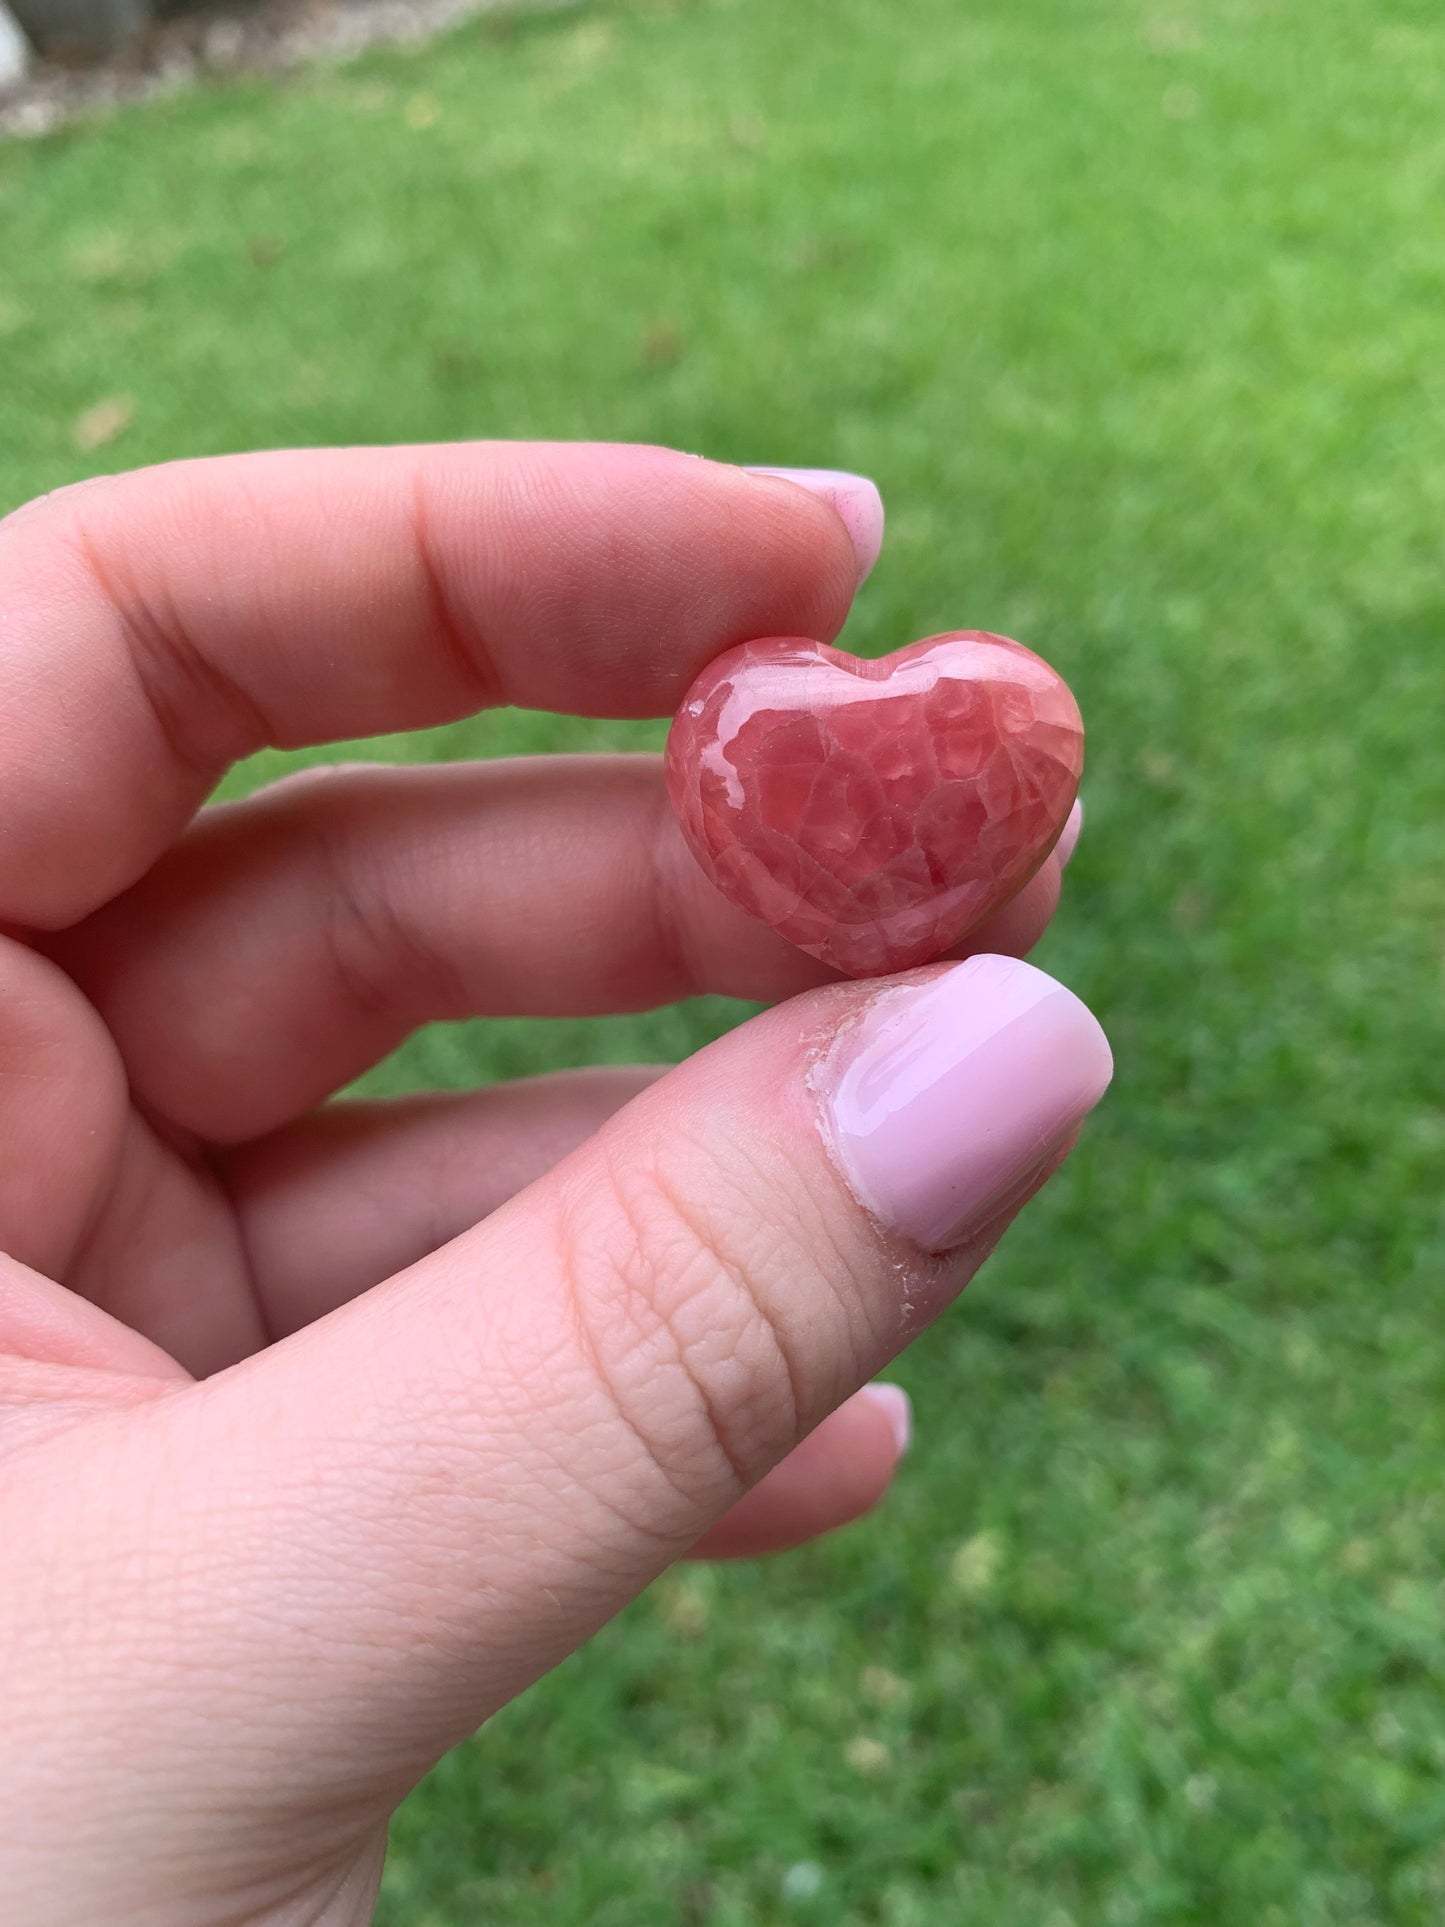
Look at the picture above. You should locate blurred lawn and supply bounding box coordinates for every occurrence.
[4,0,1445,1920]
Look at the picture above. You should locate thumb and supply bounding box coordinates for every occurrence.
[7,955,1110,1891]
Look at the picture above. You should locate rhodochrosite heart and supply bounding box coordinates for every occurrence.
[665,631,1083,977]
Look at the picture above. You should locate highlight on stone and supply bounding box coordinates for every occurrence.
[665,632,1083,977]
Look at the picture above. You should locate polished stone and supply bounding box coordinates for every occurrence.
[666,632,1083,976]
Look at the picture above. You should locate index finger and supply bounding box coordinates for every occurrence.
[0,443,865,926]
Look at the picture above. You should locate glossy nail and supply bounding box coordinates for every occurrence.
[1055,797,1084,870]
[746,466,885,584]
[860,1382,912,1456]
[818,954,1112,1251]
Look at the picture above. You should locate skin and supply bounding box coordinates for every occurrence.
[0,443,1074,1927]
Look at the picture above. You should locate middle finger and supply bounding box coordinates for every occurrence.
[51,755,1065,1143]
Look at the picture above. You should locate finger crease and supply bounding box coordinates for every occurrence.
[551,1208,708,1541]
[66,517,272,781]
[409,468,505,714]
[314,814,472,1029]
[209,1150,279,1350]
[646,1158,804,1481]
[592,1148,792,1497]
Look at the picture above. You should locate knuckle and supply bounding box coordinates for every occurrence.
[305,801,470,1030]
[1,474,117,539]
[553,1128,875,1508]
[53,479,269,778]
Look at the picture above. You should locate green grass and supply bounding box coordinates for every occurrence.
[4,0,1445,1919]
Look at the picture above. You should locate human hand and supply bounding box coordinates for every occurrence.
[0,443,1109,1925]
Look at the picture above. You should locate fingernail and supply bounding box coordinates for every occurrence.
[818,955,1113,1252]
[1055,797,1084,870]
[746,466,885,585]
[861,1382,913,1456]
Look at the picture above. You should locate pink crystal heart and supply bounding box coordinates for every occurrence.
[665,631,1084,977]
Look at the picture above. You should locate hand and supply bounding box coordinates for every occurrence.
[0,443,1110,1926]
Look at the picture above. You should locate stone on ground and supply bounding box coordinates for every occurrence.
[0,0,32,90]
[11,0,150,59]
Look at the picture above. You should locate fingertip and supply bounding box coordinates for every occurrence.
[1055,795,1084,870]
[744,466,885,586]
[816,955,1112,1253]
[859,1380,912,1458]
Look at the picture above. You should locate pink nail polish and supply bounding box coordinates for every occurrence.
[1055,797,1084,870]
[861,1382,913,1456]
[745,466,885,584]
[818,955,1112,1251]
